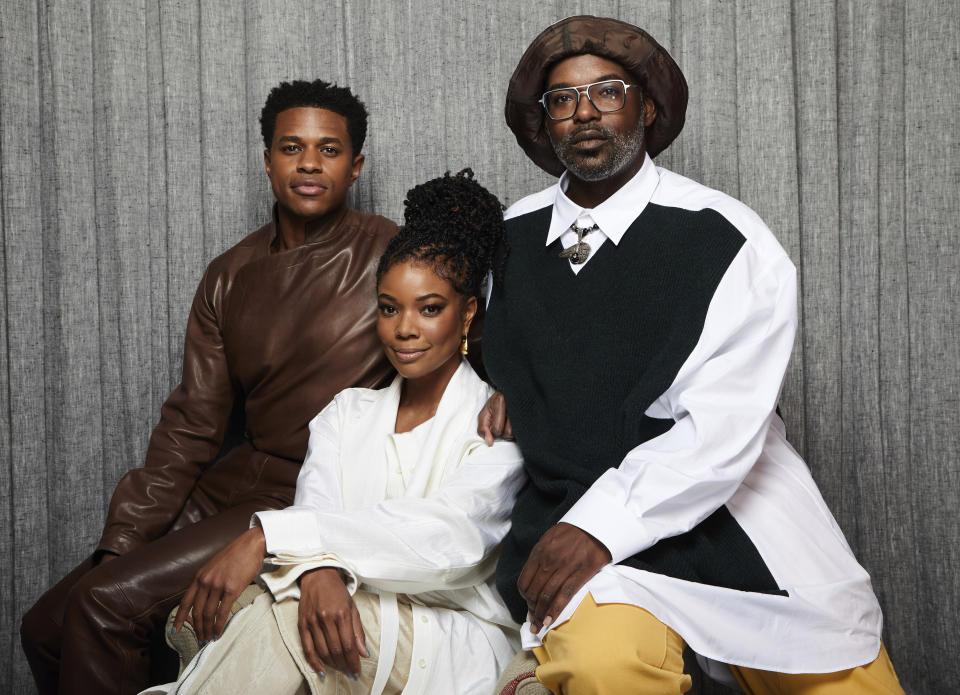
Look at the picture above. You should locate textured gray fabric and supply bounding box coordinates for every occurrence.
[1,2,957,693]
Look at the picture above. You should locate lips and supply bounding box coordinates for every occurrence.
[570,128,608,148]
[291,179,328,196]
[392,347,428,363]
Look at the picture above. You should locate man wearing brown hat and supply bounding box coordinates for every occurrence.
[481,16,904,695]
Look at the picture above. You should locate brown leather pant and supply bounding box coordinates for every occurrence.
[20,448,300,695]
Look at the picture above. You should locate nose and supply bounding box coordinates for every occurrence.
[297,147,322,173]
[395,310,418,339]
[573,87,601,122]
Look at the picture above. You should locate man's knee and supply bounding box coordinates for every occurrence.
[535,595,691,695]
[21,599,58,657]
[21,554,97,656]
[537,636,688,695]
[59,563,141,638]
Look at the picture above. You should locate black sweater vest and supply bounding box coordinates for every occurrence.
[484,202,783,623]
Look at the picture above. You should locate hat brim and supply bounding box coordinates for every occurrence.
[505,15,688,177]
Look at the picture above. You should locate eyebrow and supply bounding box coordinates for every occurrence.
[377,292,448,302]
[276,135,344,145]
[545,74,625,91]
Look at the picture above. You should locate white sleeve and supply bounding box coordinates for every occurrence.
[257,397,525,595]
[561,248,798,563]
[253,397,345,548]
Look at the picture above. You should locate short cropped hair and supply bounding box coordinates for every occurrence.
[259,79,368,155]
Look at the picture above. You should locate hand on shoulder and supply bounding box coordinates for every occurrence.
[477,390,513,445]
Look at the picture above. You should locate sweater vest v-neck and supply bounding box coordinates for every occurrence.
[484,201,784,623]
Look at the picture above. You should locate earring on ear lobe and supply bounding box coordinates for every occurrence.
[459,334,469,356]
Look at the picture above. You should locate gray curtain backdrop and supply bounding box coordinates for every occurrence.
[1,1,957,693]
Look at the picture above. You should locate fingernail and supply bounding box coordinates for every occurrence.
[169,626,176,636]
[543,616,554,629]
[352,674,360,681]
[318,672,325,679]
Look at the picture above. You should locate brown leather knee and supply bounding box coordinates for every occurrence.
[20,555,97,695]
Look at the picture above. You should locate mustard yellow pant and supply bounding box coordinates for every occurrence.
[532,594,905,695]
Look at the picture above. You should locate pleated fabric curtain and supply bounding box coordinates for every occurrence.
[1,1,957,693]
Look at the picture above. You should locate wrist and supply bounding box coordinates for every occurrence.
[243,526,267,557]
[299,566,340,586]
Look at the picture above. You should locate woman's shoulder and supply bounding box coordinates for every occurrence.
[308,377,402,431]
[447,360,496,409]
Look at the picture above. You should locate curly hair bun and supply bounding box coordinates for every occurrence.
[377,169,506,298]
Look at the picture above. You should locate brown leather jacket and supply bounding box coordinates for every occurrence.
[98,206,397,556]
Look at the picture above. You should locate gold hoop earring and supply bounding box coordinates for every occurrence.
[459,334,469,356]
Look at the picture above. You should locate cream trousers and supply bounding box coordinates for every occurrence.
[173,589,413,695]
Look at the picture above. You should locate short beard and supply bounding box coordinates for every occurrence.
[550,120,646,183]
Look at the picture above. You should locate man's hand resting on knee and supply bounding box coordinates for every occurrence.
[173,526,267,642]
[518,522,612,634]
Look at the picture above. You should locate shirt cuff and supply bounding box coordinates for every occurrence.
[253,508,324,557]
[560,487,652,564]
[260,557,359,601]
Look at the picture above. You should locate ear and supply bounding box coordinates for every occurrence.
[263,148,272,176]
[642,94,657,127]
[349,153,365,186]
[461,295,478,334]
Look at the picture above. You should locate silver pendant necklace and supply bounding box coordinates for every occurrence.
[558,222,597,264]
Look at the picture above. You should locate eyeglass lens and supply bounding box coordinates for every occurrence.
[543,80,627,119]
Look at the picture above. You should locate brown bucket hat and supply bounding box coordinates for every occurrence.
[505,15,688,176]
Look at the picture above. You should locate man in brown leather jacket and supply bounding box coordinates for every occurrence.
[20,79,397,695]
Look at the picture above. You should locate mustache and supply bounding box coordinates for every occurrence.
[564,125,614,142]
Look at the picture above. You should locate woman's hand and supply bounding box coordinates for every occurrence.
[297,567,368,679]
[477,391,513,445]
[173,526,266,642]
[518,522,611,634]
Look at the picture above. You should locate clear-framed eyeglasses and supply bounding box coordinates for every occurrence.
[539,79,637,121]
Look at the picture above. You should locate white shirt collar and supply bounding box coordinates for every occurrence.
[546,154,660,246]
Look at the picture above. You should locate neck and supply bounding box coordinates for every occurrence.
[563,156,646,209]
[274,205,346,250]
[394,356,460,433]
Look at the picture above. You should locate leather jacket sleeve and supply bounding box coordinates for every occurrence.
[97,260,236,556]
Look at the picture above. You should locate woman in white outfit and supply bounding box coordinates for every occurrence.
[150,170,524,695]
